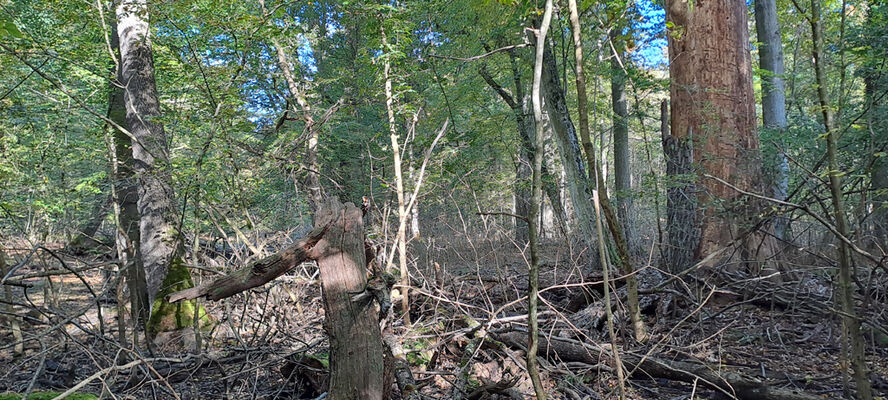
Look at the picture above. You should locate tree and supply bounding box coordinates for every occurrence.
[807,0,873,396]
[107,18,148,336]
[664,0,773,272]
[116,0,206,336]
[527,1,553,397]
[755,0,791,240]
[610,30,633,246]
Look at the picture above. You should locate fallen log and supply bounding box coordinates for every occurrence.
[494,331,819,400]
[167,222,331,302]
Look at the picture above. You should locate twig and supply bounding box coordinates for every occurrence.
[429,44,530,62]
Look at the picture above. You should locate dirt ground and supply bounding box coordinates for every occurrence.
[1,235,886,399]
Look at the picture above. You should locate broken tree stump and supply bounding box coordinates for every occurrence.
[169,198,386,400]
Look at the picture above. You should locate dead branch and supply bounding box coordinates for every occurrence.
[494,331,820,400]
[167,220,332,302]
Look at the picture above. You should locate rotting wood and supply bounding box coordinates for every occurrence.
[495,331,820,400]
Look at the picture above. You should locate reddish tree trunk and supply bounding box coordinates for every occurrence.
[665,0,767,269]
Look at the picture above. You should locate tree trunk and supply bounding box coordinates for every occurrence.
[755,0,790,241]
[542,20,646,341]
[107,19,148,330]
[527,2,553,397]
[169,199,387,399]
[117,0,180,304]
[665,0,772,271]
[311,199,386,399]
[809,0,873,396]
[269,36,323,213]
[381,24,411,326]
[661,100,698,273]
[610,35,633,248]
[116,0,206,339]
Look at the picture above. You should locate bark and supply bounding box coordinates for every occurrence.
[809,0,873,397]
[661,100,698,273]
[610,36,633,247]
[527,2,553,397]
[536,37,596,247]
[665,0,775,271]
[107,19,148,329]
[310,199,386,400]
[496,331,821,400]
[755,0,790,240]
[116,1,207,340]
[116,0,181,304]
[381,24,411,326]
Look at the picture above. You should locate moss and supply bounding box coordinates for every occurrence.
[0,392,98,400]
[147,258,213,337]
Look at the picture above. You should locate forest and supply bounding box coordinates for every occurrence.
[0,0,887,398]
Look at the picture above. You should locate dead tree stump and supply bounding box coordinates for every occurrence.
[309,198,385,400]
[169,197,386,399]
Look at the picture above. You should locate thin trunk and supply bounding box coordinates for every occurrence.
[270,37,323,213]
[610,33,633,248]
[755,0,790,240]
[563,5,647,342]
[810,0,873,397]
[408,159,420,239]
[572,2,627,396]
[528,1,553,397]
[381,24,410,326]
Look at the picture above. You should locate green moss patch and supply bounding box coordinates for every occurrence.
[147,258,213,337]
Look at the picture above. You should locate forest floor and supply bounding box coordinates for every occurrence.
[1,235,887,399]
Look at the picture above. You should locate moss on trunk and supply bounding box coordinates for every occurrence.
[147,258,212,337]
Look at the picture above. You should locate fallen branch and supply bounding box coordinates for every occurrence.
[168,220,331,302]
[494,331,820,400]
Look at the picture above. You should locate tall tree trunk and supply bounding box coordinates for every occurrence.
[665,0,773,271]
[108,19,148,332]
[527,1,553,397]
[117,0,207,339]
[116,0,180,305]
[381,23,410,326]
[270,37,323,213]
[809,0,873,396]
[755,0,790,240]
[610,34,633,248]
